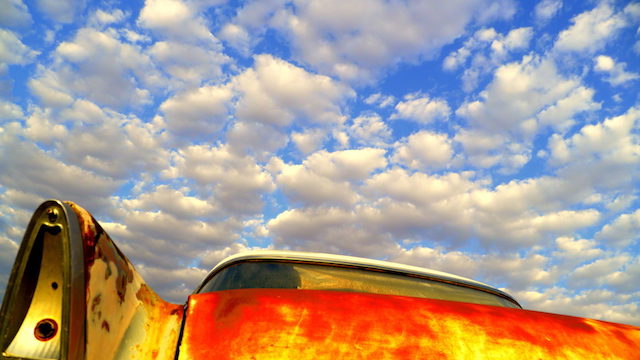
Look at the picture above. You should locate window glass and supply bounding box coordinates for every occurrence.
[200,261,520,308]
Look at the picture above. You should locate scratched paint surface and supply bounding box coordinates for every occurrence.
[67,202,184,360]
[179,289,640,359]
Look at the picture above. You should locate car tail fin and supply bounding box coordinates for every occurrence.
[0,200,184,360]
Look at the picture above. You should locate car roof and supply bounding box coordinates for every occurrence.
[196,250,520,307]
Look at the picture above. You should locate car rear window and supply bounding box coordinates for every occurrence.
[199,261,520,308]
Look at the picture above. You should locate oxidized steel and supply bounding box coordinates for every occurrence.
[67,202,184,360]
[0,201,184,360]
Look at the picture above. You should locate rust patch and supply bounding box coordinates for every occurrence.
[91,294,101,312]
[66,202,135,301]
[65,202,184,360]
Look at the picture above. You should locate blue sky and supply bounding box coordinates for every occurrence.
[1,0,639,325]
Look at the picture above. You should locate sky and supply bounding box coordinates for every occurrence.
[0,0,639,325]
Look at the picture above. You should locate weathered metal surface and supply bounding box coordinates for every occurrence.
[0,200,184,360]
[2,212,64,359]
[0,201,85,360]
[67,202,184,360]
[179,289,640,359]
[4,200,640,359]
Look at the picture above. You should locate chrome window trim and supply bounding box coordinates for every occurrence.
[195,250,521,308]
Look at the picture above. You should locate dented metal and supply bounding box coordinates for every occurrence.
[1,200,639,359]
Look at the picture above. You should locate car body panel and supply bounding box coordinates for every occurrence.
[0,201,183,360]
[179,289,640,359]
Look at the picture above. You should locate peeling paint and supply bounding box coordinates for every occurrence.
[65,202,184,360]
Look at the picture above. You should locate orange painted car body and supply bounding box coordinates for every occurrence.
[179,289,640,359]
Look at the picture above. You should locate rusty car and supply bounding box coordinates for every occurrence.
[1,200,639,359]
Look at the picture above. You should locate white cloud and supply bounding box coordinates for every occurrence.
[392,246,556,291]
[443,28,498,71]
[513,288,640,325]
[605,194,637,213]
[111,208,240,258]
[121,29,150,44]
[170,144,275,215]
[593,55,640,85]
[149,41,230,87]
[160,85,232,139]
[228,54,353,156]
[0,125,119,211]
[30,28,164,109]
[269,0,514,82]
[269,150,368,206]
[234,54,353,127]
[0,0,32,28]
[273,148,387,207]
[548,106,640,166]
[364,93,395,108]
[392,131,454,170]
[454,129,532,173]
[226,121,288,159]
[537,86,601,132]
[137,0,217,43]
[391,93,450,123]
[9,99,170,181]
[268,207,395,258]
[455,55,600,172]
[571,255,631,285]
[23,107,68,145]
[348,113,392,147]
[215,0,285,54]
[457,55,577,132]
[363,169,602,247]
[596,209,640,247]
[218,23,251,55]
[136,264,209,303]
[502,27,533,51]
[275,164,359,207]
[198,243,264,270]
[302,148,388,182]
[554,236,603,266]
[291,129,326,155]
[554,3,628,53]
[442,26,532,91]
[1,0,639,327]
[35,0,86,24]
[0,100,24,120]
[27,68,74,108]
[122,185,220,220]
[0,29,38,65]
[88,9,127,28]
[534,0,562,23]
[365,169,476,207]
[57,105,170,179]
